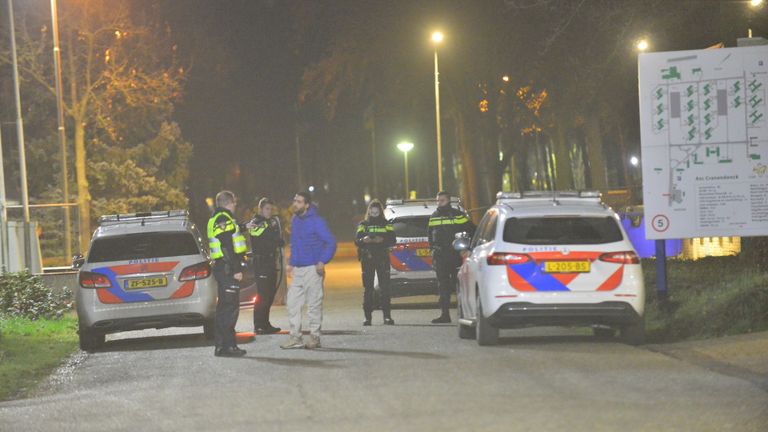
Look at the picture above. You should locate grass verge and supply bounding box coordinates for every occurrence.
[643,256,768,343]
[0,315,78,401]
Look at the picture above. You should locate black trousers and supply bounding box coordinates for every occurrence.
[434,253,460,316]
[252,256,278,328]
[213,264,240,349]
[361,256,391,320]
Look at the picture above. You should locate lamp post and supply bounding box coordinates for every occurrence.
[7,0,32,269]
[431,31,444,192]
[51,0,72,259]
[749,0,764,38]
[397,141,414,199]
[636,38,649,52]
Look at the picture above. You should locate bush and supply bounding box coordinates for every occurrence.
[0,271,72,320]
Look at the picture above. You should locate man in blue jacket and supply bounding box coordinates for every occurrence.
[281,192,337,350]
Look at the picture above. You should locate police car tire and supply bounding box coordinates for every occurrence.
[78,326,105,352]
[203,319,216,340]
[592,326,616,340]
[476,296,499,346]
[620,316,646,346]
[457,296,475,340]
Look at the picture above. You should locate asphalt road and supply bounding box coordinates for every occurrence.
[1,259,767,431]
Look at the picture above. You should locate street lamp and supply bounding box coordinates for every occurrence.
[749,0,764,37]
[630,155,640,167]
[397,141,414,198]
[431,31,444,192]
[636,38,649,52]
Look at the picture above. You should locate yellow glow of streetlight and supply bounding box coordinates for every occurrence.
[751,0,764,8]
[431,31,444,43]
[397,141,414,153]
[636,39,649,52]
[502,75,510,82]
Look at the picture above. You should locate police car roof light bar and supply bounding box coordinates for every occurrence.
[99,209,189,225]
[496,190,602,203]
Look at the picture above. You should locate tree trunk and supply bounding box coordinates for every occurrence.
[584,115,608,190]
[455,112,479,220]
[552,122,574,190]
[74,120,91,251]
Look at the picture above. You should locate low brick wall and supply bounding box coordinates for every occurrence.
[39,271,78,296]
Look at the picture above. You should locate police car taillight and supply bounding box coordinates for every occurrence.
[599,251,640,264]
[487,253,531,265]
[79,271,112,288]
[179,262,211,281]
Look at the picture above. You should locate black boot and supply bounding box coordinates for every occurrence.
[363,309,372,326]
[431,313,451,324]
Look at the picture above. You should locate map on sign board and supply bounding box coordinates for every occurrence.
[639,45,768,239]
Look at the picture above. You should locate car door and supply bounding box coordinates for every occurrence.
[461,210,497,319]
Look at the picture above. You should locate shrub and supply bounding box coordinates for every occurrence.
[0,271,72,320]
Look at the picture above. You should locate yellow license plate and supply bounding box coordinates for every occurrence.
[543,261,590,273]
[416,248,431,257]
[125,277,168,290]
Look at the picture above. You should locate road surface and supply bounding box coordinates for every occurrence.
[1,259,767,431]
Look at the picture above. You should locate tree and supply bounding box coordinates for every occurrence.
[1,0,188,249]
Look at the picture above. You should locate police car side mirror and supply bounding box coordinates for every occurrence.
[72,254,85,269]
[452,236,471,252]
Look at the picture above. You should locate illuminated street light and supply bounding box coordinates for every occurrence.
[630,156,640,167]
[502,75,510,82]
[397,141,414,198]
[636,38,649,52]
[431,31,444,191]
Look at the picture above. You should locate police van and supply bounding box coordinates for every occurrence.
[383,197,464,297]
[74,211,217,351]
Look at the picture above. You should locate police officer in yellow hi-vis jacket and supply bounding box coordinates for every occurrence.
[355,200,396,326]
[208,190,248,357]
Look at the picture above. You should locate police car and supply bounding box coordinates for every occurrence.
[384,197,464,297]
[454,191,645,346]
[74,211,217,351]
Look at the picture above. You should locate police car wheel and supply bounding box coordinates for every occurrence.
[457,295,475,340]
[592,326,616,340]
[620,316,646,346]
[203,319,216,340]
[78,326,105,352]
[476,295,499,346]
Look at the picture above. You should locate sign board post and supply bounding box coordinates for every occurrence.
[639,44,768,297]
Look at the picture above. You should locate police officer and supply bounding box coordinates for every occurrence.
[208,190,248,357]
[428,191,475,324]
[355,200,396,326]
[247,197,284,334]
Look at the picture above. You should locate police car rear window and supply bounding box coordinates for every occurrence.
[392,216,429,238]
[88,232,200,263]
[503,216,623,245]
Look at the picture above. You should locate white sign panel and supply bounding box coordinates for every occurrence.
[639,45,768,239]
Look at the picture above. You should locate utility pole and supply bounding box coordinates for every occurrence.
[0,123,8,272]
[51,0,72,260]
[8,0,32,269]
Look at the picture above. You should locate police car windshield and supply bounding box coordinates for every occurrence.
[392,216,429,238]
[88,232,200,263]
[503,216,623,245]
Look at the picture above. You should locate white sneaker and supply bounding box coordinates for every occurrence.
[280,336,304,349]
[305,335,321,350]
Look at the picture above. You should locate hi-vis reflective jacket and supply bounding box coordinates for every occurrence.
[354,217,396,260]
[207,208,248,261]
[428,205,474,254]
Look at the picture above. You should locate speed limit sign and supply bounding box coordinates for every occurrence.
[651,214,670,233]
